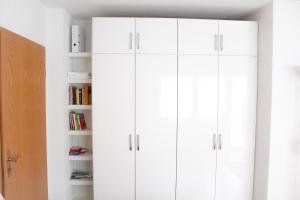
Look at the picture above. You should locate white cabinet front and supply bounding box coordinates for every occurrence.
[136,54,177,200]
[177,55,218,200]
[216,56,257,200]
[93,18,135,53]
[93,54,135,200]
[136,18,177,54]
[219,21,258,56]
[178,19,219,55]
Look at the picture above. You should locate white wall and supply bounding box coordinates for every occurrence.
[45,8,72,200]
[0,1,72,199]
[0,0,46,45]
[245,3,273,200]
[267,1,300,199]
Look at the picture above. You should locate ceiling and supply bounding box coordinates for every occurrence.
[41,0,272,19]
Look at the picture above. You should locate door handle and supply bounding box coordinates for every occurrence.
[214,34,218,51]
[136,33,140,50]
[137,134,140,151]
[212,134,217,150]
[220,34,223,51]
[7,151,21,177]
[218,134,222,150]
[129,33,133,50]
[129,134,133,151]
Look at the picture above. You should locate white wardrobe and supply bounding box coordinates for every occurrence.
[92,18,257,200]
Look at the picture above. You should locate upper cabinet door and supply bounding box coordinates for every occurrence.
[178,19,219,55]
[136,18,177,54]
[216,56,257,200]
[219,21,258,56]
[93,18,135,53]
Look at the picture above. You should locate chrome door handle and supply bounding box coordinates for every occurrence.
[7,151,21,177]
[220,34,223,51]
[129,33,133,50]
[214,34,218,51]
[136,33,140,50]
[129,134,133,151]
[218,134,222,150]
[137,134,140,151]
[212,134,217,150]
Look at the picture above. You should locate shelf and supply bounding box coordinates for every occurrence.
[68,52,91,58]
[69,130,92,136]
[69,154,93,161]
[70,178,93,186]
[72,197,92,200]
[68,105,92,110]
[68,79,92,84]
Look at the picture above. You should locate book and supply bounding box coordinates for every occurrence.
[69,86,91,105]
[69,112,87,130]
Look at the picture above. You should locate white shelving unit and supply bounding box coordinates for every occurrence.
[68,50,93,200]
[70,179,93,186]
[69,153,93,161]
[68,105,92,110]
[69,130,92,136]
[68,52,92,58]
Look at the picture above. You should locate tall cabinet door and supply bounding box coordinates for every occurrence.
[135,18,177,54]
[136,54,177,200]
[93,54,135,200]
[216,56,257,200]
[219,21,258,56]
[177,55,218,200]
[93,18,135,53]
[178,19,219,55]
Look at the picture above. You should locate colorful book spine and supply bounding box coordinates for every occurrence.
[69,86,91,105]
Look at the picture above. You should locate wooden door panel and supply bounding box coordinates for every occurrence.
[0,28,47,200]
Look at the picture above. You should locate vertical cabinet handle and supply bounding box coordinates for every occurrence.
[212,134,217,150]
[137,134,140,151]
[136,33,140,50]
[129,33,133,50]
[214,34,218,51]
[129,134,133,151]
[218,134,222,150]
[220,34,223,51]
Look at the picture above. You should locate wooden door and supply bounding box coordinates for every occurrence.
[216,56,257,200]
[177,55,218,200]
[0,28,47,200]
[92,54,135,200]
[178,19,219,55]
[218,21,258,56]
[136,54,177,200]
[92,18,135,54]
[135,18,177,54]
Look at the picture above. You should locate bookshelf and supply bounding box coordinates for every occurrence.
[68,51,93,200]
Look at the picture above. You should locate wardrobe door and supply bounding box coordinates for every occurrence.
[219,21,257,56]
[177,55,218,200]
[93,54,135,200]
[93,18,135,53]
[135,18,177,54]
[136,54,177,200]
[216,56,257,200]
[178,19,219,55]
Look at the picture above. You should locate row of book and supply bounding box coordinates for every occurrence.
[70,170,93,180]
[69,146,89,156]
[69,86,91,105]
[69,111,87,130]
